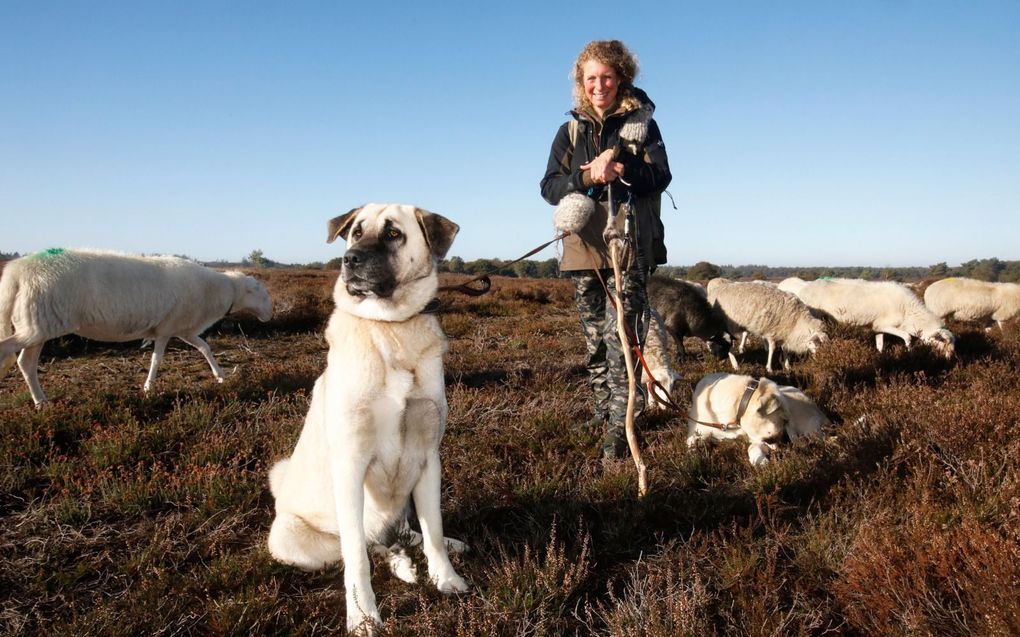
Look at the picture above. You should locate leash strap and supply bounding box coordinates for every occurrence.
[436,232,567,296]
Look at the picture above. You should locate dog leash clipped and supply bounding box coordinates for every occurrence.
[435,232,568,297]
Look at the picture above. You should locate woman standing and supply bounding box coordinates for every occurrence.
[540,39,672,459]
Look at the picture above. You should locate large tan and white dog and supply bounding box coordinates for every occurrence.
[267,203,467,633]
[687,373,828,466]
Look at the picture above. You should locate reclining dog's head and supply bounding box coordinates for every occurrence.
[327,203,459,321]
[739,378,788,444]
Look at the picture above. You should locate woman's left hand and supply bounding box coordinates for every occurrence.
[581,149,625,185]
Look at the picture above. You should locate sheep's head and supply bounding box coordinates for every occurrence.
[923,327,956,358]
[238,276,273,322]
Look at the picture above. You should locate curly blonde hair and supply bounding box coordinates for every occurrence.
[572,40,640,112]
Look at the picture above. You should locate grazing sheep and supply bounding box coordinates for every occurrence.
[646,276,732,361]
[792,278,955,357]
[777,276,808,296]
[0,248,273,405]
[706,278,828,373]
[641,306,682,410]
[924,277,1020,330]
[686,373,828,466]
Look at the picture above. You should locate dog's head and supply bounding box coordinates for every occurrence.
[327,203,459,321]
[739,378,788,444]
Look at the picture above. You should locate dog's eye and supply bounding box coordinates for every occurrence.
[385,228,402,241]
[352,226,363,240]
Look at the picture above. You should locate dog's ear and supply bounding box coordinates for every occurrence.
[327,206,363,244]
[414,208,460,260]
[756,382,783,416]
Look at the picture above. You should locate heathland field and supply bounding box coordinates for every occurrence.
[1,269,1018,636]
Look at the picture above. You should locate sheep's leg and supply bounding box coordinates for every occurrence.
[180,335,226,383]
[144,337,170,393]
[875,333,884,352]
[16,344,47,406]
[728,351,740,370]
[877,327,913,351]
[738,331,749,354]
[765,338,776,373]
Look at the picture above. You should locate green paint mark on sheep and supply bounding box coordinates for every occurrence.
[33,248,66,259]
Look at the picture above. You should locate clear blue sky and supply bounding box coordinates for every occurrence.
[2,1,1017,268]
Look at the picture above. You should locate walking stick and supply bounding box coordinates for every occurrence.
[605,183,648,497]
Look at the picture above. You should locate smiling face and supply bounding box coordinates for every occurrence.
[581,60,619,117]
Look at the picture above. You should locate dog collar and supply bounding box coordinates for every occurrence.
[420,298,442,314]
[735,378,760,422]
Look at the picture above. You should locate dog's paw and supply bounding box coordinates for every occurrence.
[443,536,469,555]
[432,569,469,594]
[346,609,383,635]
[386,549,418,584]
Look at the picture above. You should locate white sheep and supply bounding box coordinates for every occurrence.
[924,277,1020,330]
[793,278,954,357]
[0,248,273,405]
[641,306,682,410]
[707,278,828,373]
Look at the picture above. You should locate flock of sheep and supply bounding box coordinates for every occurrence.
[645,274,1020,380]
[639,274,1020,465]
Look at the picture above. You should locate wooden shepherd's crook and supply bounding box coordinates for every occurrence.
[606,184,648,497]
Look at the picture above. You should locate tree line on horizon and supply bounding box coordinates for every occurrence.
[3,251,1018,283]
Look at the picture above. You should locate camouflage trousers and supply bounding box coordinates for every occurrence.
[571,267,650,434]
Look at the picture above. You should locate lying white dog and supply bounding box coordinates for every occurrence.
[267,203,467,634]
[687,373,828,465]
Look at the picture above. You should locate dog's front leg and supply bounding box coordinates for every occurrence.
[327,413,381,634]
[412,452,468,594]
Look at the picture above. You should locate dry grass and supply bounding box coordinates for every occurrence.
[2,270,1019,636]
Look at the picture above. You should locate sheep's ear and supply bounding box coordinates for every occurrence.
[414,208,459,260]
[327,207,363,244]
[756,383,783,415]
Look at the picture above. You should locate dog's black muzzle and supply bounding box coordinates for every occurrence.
[341,248,397,298]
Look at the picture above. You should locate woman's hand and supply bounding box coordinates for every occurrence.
[581,149,625,185]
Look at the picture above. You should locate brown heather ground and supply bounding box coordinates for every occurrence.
[1,269,1019,636]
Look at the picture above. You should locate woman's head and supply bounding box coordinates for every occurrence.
[572,40,639,116]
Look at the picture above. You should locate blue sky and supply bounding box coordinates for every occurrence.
[2,1,1017,268]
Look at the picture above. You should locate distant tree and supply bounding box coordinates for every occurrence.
[513,260,539,278]
[687,261,721,281]
[928,262,949,278]
[879,268,896,281]
[969,258,1003,282]
[325,256,343,270]
[999,261,1020,283]
[444,256,465,273]
[0,251,19,260]
[536,258,559,278]
[859,268,874,280]
[247,249,267,268]
[750,270,766,281]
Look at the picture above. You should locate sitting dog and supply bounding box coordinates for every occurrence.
[267,203,467,633]
[687,373,828,465]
